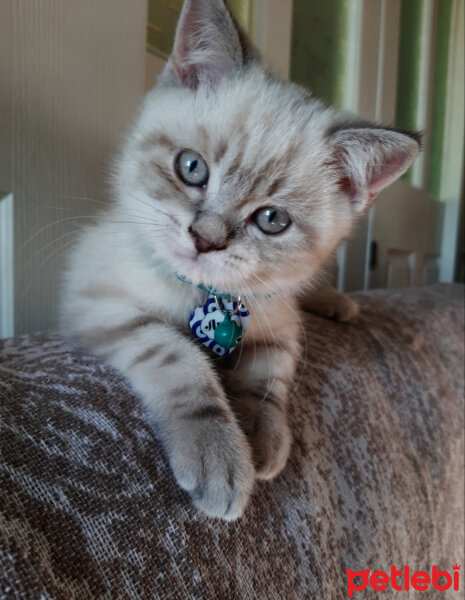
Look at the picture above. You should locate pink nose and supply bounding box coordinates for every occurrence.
[189,228,227,253]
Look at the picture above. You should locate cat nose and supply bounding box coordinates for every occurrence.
[189,227,227,253]
[189,211,229,253]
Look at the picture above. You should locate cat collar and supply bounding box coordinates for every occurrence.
[143,250,251,356]
[188,294,250,358]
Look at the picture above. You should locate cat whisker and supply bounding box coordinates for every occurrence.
[250,273,309,395]
[22,229,80,270]
[235,277,276,403]
[22,214,172,250]
[61,194,113,206]
[23,222,173,270]
[46,204,166,228]
[229,272,249,371]
[16,184,177,249]
[19,238,82,298]
[60,194,162,223]
[125,189,185,220]
[244,279,283,403]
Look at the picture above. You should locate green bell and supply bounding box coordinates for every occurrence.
[214,312,243,349]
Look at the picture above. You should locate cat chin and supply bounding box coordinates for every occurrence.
[154,239,306,296]
[174,257,246,291]
[165,250,303,296]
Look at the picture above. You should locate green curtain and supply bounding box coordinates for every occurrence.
[290,0,349,109]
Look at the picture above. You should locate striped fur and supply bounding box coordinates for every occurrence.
[61,0,419,520]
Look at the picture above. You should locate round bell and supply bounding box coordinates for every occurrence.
[214,313,243,348]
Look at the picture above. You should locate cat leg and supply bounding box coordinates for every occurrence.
[222,339,298,481]
[300,285,359,322]
[74,316,254,520]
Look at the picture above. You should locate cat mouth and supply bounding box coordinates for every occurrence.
[170,249,244,291]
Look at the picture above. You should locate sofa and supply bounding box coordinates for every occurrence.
[0,284,463,599]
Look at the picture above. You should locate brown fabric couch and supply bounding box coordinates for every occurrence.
[0,284,464,599]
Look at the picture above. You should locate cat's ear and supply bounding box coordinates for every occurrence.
[158,0,246,90]
[329,126,420,213]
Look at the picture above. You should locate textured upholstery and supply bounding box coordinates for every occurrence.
[0,284,463,599]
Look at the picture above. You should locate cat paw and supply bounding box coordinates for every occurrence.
[233,396,291,480]
[302,288,359,322]
[316,295,359,322]
[252,419,291,480]
[168,418,254,521]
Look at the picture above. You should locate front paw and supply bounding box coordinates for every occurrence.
[233,395,291,481]
[167,416,254,521]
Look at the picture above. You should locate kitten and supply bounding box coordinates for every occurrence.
[61,0,419,520]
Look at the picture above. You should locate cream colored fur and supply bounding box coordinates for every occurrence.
[61,0,419,520]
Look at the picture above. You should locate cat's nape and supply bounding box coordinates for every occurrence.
[61,0,419,520]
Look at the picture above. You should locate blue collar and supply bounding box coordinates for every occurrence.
[175,273,239,298]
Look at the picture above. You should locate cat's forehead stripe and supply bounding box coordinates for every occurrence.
[214,141,228,163]
[139,133,176,154]
[267,176,285,197]
[197,124,210,155]
[238,159,277,204]
[224,147,245,181]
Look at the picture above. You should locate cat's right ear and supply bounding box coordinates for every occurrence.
[158,0,246,90]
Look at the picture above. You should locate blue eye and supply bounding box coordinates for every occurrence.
[253,207,291,234]
[175,150,209,187]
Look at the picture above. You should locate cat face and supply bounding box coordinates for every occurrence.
[118,70,352,295]
[114,0,419,296]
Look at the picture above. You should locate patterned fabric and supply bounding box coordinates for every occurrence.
[0,284,463,599]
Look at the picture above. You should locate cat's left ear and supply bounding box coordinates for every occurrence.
[329,126,420,213]
[158,0,247,90]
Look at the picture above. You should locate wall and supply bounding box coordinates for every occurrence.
[0,0,147,335]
